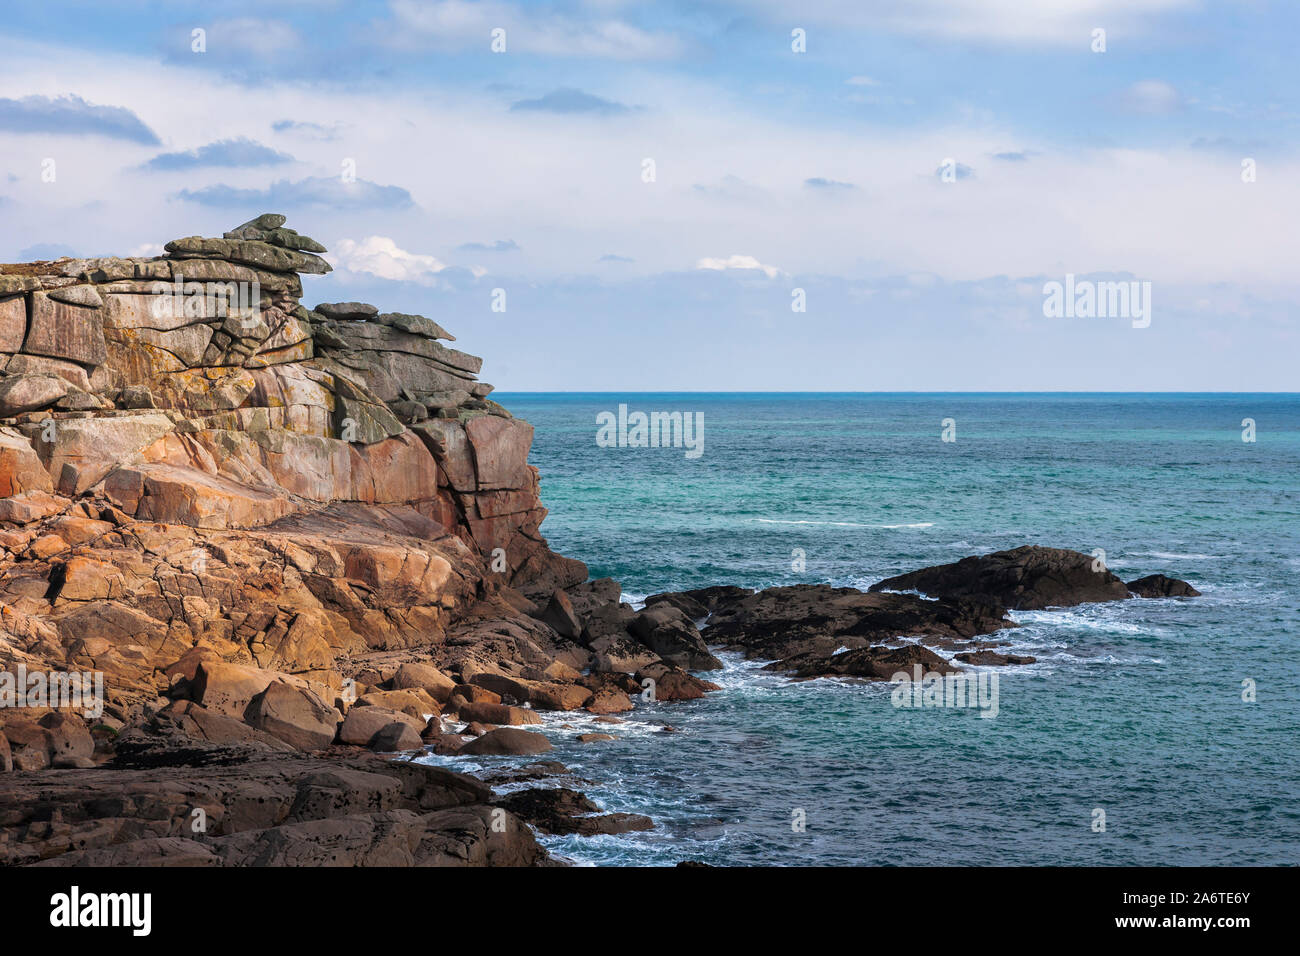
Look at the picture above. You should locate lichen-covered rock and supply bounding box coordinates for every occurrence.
[165,236,332,275]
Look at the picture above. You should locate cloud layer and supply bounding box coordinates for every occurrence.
[0,94,159,143]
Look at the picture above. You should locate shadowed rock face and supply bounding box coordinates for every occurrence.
[1126,574,1201,598]
[643,582,1018,680]
[697,584,1016,662]
[494,787,653,836]
[646,547,1196,680]
[0,744,549,866]
[869,545,1135,610]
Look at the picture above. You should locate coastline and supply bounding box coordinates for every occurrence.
[0,218,1272,867]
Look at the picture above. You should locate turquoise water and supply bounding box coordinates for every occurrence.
[441,394,1300,865]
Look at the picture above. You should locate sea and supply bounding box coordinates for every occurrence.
[416,393,1300,866]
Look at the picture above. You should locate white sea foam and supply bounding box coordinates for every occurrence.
[752,518,934,529]
[1011,608,1161,635]
[1127,550,1220,561]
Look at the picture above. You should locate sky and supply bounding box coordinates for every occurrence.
[0,0,1296,390]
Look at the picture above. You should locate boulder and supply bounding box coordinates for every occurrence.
[870,545,1132,610]
[165,236,331,275]
[227,212,286,233]
[0,373,68,416]
[454,701,542,726]
[158,700,295,751]
[539,588,582,639]
[591,634,663,675]
[368,722,424,753]
[192,662,284,719]
[451,684,501,706]
[5,354,93,390]
[338,705,425,747]
[1,714,90,765]
[635,663,720,701]
[0,490,66,524]
[49,284,104,308]
[467,672,589,711]
[389,400,428,424]
[34,412,175,497]
[629,603,723,670]
[582,601,637,643]
[1126,574,1201,598]
[585,686,634,715]
[245,682,341,751]
[458,727,553,756]
[565,577,624,617]
[378,312,454,341]
[645,585,754,618]
[315,302,378,321]
[390,662,456,702]
[356,689,439,720]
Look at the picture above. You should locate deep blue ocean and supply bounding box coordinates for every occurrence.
[422,394,1300,866]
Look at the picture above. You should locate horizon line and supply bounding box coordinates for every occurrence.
[491,390,1300,395]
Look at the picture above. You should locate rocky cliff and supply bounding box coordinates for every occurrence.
[0,222,1198,865]
[0,215,712,864]
[0,214,597,726]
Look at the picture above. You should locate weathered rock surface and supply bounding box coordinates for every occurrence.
[494,787,652,836]
[458,727,553,756]
[870,545,1135,610]
[679,583,1015,663]
[0,742,549,866]
[1126,574,1201,598]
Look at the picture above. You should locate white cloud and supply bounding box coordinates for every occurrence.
[1118,79,1183,114]
[330,236,446,284]
[696,254,782,278]
[0,30,1295,294]
[385,0,683,59]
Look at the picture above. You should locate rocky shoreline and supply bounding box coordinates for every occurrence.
[0,217,1199,866]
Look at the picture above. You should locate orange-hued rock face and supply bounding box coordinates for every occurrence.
[0,216,587,723]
